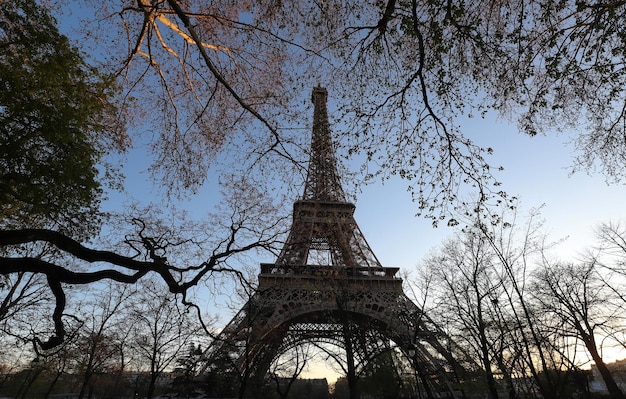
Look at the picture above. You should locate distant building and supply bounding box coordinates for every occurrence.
[589,359,626,394]
[275,377,330,399]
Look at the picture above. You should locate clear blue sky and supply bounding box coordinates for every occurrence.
[354,112,626,269]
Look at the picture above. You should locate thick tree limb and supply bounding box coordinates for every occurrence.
[377,0,396,33]
[1,229,155,271]
[0,225,272,350]
[0,257,149,284]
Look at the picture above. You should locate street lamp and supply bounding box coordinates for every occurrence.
[405,342,421,399]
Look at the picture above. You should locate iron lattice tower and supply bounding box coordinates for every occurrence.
[203,87,466,398]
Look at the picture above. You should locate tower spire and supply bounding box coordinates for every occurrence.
[275,86,381,268]
[303,86,346,202]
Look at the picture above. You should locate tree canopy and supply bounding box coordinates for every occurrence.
[0,0,124,237]
[3,0,623,224]
[55,0,626,221]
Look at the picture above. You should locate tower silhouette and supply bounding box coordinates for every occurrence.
[203,87,465,398]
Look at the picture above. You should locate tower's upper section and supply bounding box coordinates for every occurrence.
[261,86,389,275]
[302,86,347,202]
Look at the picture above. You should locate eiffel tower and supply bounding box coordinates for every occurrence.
[203,87,466,398]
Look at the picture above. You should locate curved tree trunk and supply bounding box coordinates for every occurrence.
[585,339,624,399]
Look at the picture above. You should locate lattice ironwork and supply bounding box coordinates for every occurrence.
[202,87,466,398]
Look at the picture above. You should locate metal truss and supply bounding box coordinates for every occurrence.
[202,87,467,398]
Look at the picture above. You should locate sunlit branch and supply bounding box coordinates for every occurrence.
[164,0,290,159]
[154,12,230,53]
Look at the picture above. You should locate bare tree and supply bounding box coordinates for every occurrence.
[129,276,203,399]
[594,221,626,276]
[420,234,510,399]
[0,272,50,348]
[73,282,133,399]
[470,206,579,399]
[589,222,626,354]
[269,344,310,399]
[416,204,589,398]
[41,347,73,399]
[532,259,625,399]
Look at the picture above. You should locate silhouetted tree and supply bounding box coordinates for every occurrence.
[417,204,585,398]
[171,342,205,399]
[533,260,625,399]
[130,277,203,399]
[74,282,131,399]
[269,344,309,399]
